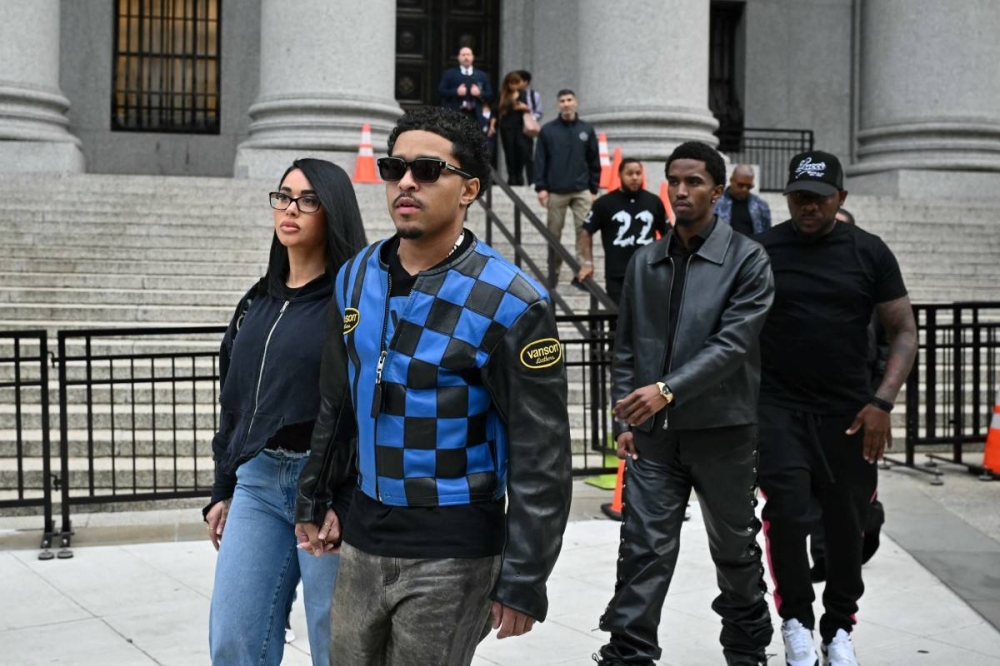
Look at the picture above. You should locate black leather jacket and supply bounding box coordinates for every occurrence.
[612,219,774,433]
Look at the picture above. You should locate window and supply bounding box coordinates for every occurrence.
[112,0,221,134]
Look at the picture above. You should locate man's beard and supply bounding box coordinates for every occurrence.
[396,226,424,240]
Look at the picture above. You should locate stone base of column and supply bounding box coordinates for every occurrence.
[234,147,360,180]
[0,140,84,173]
[845,168,1000,200]
[588,107,719,164]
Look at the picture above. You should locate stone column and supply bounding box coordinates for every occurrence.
[234,0,402,179]
[576,0,718,167]
[0,0,84,173]
[848,0,1000,197]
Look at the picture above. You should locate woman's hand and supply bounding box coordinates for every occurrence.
[206,499,231,551]
[514,102,530,112]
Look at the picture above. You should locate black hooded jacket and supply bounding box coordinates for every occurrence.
[204,274,352,521]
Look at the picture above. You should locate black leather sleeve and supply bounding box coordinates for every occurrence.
[482,299,572,622]
[611,263,637,439]
[661,245,774,405]
[295,301,358,526]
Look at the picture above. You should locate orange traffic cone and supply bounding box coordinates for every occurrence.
[641,163,648,190]
[982,388,1000,477]
[352,123,380,184]
[658,180,676,226]
[600,460,625,521]
[598,133,612,190]
[607,147,623,192]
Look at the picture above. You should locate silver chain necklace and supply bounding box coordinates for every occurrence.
[448,231,465,257]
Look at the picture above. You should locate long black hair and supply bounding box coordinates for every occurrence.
[265,158,368,295]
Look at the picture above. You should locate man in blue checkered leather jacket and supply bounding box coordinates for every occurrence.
[296,106,572,666]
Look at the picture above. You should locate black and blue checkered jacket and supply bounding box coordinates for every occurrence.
[297,233,573,621]
[349,237,563,506]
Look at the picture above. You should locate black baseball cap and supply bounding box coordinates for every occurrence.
[784,150,844,197]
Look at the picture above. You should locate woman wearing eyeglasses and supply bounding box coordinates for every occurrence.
[205,158,367,666]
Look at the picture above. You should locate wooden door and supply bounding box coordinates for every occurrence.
[395,0,501,110]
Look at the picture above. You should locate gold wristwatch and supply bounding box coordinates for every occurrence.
[656,382,674,405]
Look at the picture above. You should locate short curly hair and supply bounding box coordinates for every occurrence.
[387,106,491,197]
[664,141,726,187]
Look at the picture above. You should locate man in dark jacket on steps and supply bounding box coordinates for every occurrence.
[534,89,601,288]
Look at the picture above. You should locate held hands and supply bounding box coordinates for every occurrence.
[470,83,482,98]
[614,384,670,428]
[206,499,230,551]
[457,83,468,97]
[294,508,341,557]
[490,602,535,639]
[846,403,893,463]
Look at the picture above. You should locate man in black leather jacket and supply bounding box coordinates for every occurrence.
[596,142,775,666]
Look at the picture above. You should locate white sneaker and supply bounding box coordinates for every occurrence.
[822,629,859,666]
[782,619,819,666]
[284,626,295,644]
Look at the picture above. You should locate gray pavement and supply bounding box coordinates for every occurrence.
[2,465,1000,665]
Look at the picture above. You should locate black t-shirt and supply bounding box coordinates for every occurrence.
[343,232,506,559]
[757,221,908,414]
[728,198,755,237]
[582,188,668,280]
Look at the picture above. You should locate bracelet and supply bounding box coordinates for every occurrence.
[582,261,593,266]
[870,396,894,413]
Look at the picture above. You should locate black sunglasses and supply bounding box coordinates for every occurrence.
[377,157,474,183]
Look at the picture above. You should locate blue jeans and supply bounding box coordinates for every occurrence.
[210,449,339,666]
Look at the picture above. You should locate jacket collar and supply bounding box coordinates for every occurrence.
[377,230,479,274]
[650,215,731,266]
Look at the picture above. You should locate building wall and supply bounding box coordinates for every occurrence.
[59,0,260,177]
[743,0,855,162]
[501,0,583,122]
[56,0,860,177]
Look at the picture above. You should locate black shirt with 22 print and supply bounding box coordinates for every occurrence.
[582,188,668,280]
[757,220,908,414]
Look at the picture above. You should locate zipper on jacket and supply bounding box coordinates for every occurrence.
[370,273,392,501]
[661,254,694,431]
[245,299,290,444]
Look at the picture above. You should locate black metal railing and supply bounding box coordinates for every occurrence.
[55,326,226,551]
[35,316,616,552]
[0,331,54,555]
[480,168,617,324]
[8,302,997,554]
[897,303,1000,479]
[559,312,618,476]
[715,128,815,192]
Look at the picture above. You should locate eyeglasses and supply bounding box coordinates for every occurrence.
[269,192,321,213]
[376,157,474,183]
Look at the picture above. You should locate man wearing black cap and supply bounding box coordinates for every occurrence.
[755,151,917,666]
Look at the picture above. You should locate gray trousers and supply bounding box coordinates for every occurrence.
[329,542,501,666]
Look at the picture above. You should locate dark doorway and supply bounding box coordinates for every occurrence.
[709,1,745,152]
[395,0,501,110]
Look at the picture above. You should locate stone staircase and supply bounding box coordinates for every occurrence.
[0,174,996,518]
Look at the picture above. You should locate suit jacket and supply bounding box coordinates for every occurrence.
[438,67,493,113]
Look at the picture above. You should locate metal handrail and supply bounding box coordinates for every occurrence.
[479,168,618,319]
